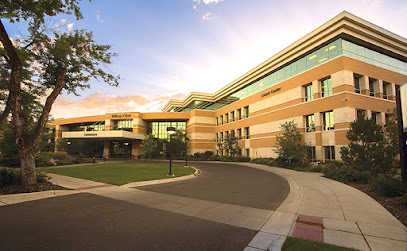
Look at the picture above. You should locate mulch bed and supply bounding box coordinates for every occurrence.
[0,182,70,195]
[347,182,407,227]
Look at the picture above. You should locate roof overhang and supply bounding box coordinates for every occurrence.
[62,131,145,140]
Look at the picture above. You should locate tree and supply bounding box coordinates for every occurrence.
[274,120,306,165]
[215,137,224,157]
[224,131,240,157]
[0,1,119,185]
[340,115,393,175]
[141,134,158,167]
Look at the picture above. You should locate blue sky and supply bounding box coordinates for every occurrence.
[5,0,407,118]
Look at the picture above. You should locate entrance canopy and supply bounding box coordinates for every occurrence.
[62,131,145,140]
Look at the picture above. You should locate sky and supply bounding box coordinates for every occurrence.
[4,0,407,119]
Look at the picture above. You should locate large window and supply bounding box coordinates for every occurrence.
[220,115,223,125]
[369,78,376,97]
[307,146,316,162]
[225,114,229,124]
[231,111,235,122]
[321,77,332,97]
[356,109,366,119]
[304,83,314,101]
[244,106,249,118]
[114,120,133,132]
[237,128,242,139]
[69,122,105,132]
[323,111,334,130]
[147,121,186,139]
[371,112,379,124]
[245,127,250,139]
[383,82,390,99]
[354,74,361,94]
[324,146,335,161]
[305,114,315,132]
[237,109,242,120]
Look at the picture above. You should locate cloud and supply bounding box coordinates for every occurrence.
[60,19,66,24]
[202,12,212,20]
[96,11,104,23]
[67,22,74,32]
[50,92,186,119]
[194,0,224,4]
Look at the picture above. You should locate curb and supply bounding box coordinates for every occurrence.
[120,166,201,188]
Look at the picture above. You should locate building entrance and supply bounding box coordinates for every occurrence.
[109,140,132,158]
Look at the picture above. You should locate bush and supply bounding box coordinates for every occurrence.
[0,168,21,188]
[36,172,49,183]
[251,158,275,166]
[322,162,359,183]
[222,156,251,162]
[400,194,407,207]
[370,174,404,197]
[40,152,67,160]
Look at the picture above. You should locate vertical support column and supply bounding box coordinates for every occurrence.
[312,80,320,99]
[360,75,369,95]
[105,119,113,131]
[131,141,141,159]
[388,83,397,101]
[375,79,383,98]
[103,140,110,158]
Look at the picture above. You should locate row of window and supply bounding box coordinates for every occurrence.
[217,127,250,141]
[217,106,249,126]
[305,111,334,132]
[307,146,335,162]
[303,77,333,102]
[354,74,400,99]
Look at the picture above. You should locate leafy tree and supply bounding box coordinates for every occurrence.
[168,129,187,159]
[224,131,240,157]
[340,115,393,175]
[0,1,119,185]
[141,134,158,167]
[274,120,306,165]
[215,137,225,157]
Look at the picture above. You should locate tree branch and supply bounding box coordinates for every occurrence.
[31,69,66,146]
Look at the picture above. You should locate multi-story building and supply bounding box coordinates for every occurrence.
[54,11,407,161]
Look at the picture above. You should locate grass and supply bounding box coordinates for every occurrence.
[39,163,195,186]
[282,237,358,251]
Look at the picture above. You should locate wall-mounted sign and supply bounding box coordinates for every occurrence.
[111,114,132,119]
[84,133,98,136]
[261,87,281,98]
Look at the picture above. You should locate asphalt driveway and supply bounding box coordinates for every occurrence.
[137,161,290,210]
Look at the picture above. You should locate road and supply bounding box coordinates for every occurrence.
[0,161,290,250]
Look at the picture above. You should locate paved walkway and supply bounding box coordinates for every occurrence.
[1,162,406,250]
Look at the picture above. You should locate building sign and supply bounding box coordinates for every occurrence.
[261,87,281,98]
[111,114,133,119]
[84,133,98,136]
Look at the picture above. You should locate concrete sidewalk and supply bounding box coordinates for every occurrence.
[242,163,406,251]
[1,163,406,250]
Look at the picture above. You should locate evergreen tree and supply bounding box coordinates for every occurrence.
[340,115,393,175]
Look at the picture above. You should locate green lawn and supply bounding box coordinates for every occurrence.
[40,163,195,186]
[282,237,358,251]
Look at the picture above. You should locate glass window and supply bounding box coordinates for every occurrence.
[225,114,229,124]
[220,115,223,125]
[371,112,379,124]
[146,121,186,139]
[356,109,366,120]
[307,146,316,162]
[321,77,332,97]
[216,117,218,126]
[245,127,250,139]
[237,109,242,120]
[220,132,223,141]
[246,149,250,157]
[237,128,242,139]
[304,83,313,101]
[114,119,133,132]
[244,106,249,118]
[383,82,389,99]
[305,115,315,132]
[354,74,361,94]
[369,78,375,97]
[323,111,334,130]
[324,146,335,161]
[231,111,235,122]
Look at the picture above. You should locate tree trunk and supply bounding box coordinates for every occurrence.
[19,146,36,186]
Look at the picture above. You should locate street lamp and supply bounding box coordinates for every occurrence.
[185,136,189,167]
[167,126,176,176]
[124,142,129,163]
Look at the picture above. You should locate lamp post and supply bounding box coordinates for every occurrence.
[124,142,129,163]
[167,126,176,176]
[185,136,189,167]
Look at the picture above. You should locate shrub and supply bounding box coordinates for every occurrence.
[0,168,21,188]
[369,174,404,197]
[36,172,49,183]
[222,156,251,162]
[322,162,358,183]
[400,193,407,207]
[251,158,274,166]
